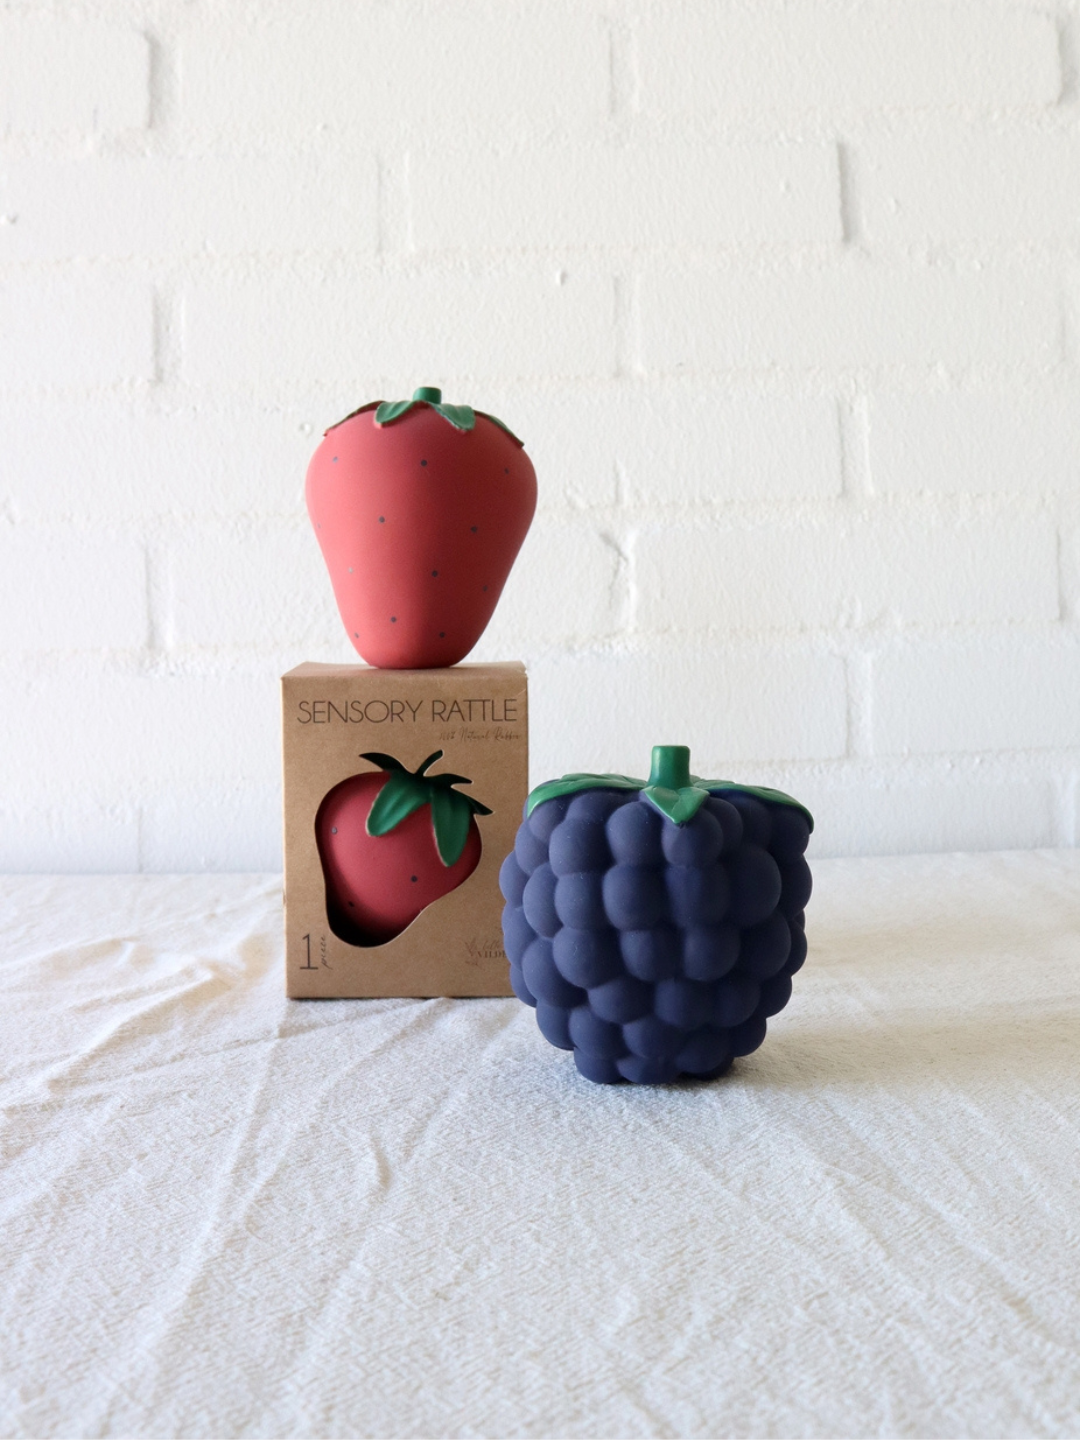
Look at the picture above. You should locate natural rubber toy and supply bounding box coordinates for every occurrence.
[499,745,813,1085]
[317,750,491,947]
[306,387,537,668]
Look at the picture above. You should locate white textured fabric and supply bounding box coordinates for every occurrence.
[1,853,1079,1439]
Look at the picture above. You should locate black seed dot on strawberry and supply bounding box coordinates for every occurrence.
[331,827,338,834]
[421,460,428,467]
[439,631,445,638]
[354,632,359,638]
[332,457,338,463]
[391,616,397,623]
[504,467,509,474]
[471,526,478,533]
[432,570,438,577]
[379,516,385,523]
[483,585,488,592]
[411,876,418,883]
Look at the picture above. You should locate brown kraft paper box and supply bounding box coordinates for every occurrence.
[282,660,526,998]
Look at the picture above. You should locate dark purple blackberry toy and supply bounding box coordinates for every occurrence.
[499,745,813,1085]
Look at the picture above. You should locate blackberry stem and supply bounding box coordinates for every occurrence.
[649,745,692,791]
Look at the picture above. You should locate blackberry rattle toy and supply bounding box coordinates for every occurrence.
[499,745,813,1084]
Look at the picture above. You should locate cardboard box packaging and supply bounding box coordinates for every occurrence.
[282,661,526,998]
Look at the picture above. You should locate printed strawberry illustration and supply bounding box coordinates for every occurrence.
[499,745,813,1085]
[306,386,537,668]
[317,750,492,947]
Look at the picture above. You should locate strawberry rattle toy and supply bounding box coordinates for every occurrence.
[306,387,537,668]
[317,750,492,948]
[499,745,813,1085]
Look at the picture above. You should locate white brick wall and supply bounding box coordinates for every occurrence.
[639,268,1063,373]
[634,5,1061,115]
[2,0,1079,871]
[0,18,149,137]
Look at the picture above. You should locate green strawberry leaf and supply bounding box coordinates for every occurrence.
[375,399,416,426]
[328,390,525,446]
[359,748,492,863]
[366,771,430,837]
[359,751,409,774]
[460,794,493,817]
[430,787,473,867]
[436,402,475,431]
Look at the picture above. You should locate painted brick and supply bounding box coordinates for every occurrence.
[166,522,340,651]
[635,514,1058,635]
[869,394,1080,495]
[0,281,154,389]
[0,17,149,136]
[409,144,840,250]
[528,648,848,781]
[624,393,841,506]
[0,667,282,798]
[0,532,147,652]
[182,272,616,390]
[636,5,1060,115]
[472,522,624,653]
[873,637,1080,755]
[0,803,139,873]
[180,4,608,149]
[0,155,379,262]
[0,401,315,521]
[799,774,1057,858]
[471,386,621,512]
[861,132,1080,246]
[639,268,1062,373]
[140,785,282,872]
[489,388,841,512]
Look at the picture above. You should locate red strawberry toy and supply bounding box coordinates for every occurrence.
[316,750,492,947]
[306,386,537,668]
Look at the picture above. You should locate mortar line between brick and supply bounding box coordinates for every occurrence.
[145,29,164,134]
[847,649,873,759]
[606,11,636,121]
[377,151,389,257]
[1056,520,1067,623]
[617,271,642,378]
[837,140,860,248]
[839,395,872,501]
[143,542,157,654]
[1058,14,1079,106]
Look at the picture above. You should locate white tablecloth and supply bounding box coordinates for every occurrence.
[2,852,1079,1439]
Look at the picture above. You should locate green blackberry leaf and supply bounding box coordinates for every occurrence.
[525,746,813,830]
